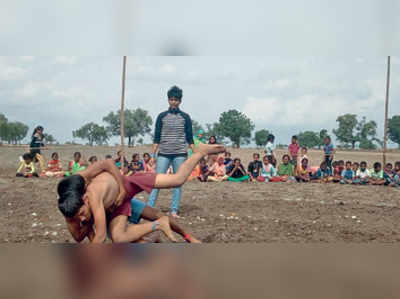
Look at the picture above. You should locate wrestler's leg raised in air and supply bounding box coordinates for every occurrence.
[154,144,225,189]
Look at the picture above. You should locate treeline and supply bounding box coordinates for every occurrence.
[73,108,400,149]
[0,113,56,145]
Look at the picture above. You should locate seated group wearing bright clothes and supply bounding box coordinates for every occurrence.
[208,155,229,182]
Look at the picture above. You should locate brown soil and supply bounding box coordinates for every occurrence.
[1,145,400,243]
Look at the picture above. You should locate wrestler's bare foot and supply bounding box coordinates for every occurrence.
[195,143,226,156]
[157,216,177,242]
[189,236,202,243]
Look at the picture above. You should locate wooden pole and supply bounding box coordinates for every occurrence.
[120,56,127,150]
[383,56,391,165]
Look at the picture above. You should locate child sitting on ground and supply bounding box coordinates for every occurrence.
[260,155,279,182]
[370,162,385,185]
[65,152,87,177]
[143,153,156,173]
[311,161,332,183]
[130,153,144,172]
[44,152,64,178]
[383,163,395,186]
[247,153,263,181]
[354,161,370,185]
[88,156,98,165]
[295,158,311,182]
[224,152,233,166]
[16,153,38,178]
[393,162,400,187]
[227,158,250,182]
[277,154,295,182]
[341,161,355,184]
[333,160,345,183]
[352,162,359,174]
[208,155,229,182]
[198,158,210,182]
[288,135,300,166]
[115,150,129,169]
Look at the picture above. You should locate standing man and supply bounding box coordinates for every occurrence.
[148,86,195,217]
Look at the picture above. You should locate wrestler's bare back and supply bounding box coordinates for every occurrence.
[85,172,120,211]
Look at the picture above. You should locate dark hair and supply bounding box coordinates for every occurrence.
[234,158,241,163]
[117,150,123,155]
[353,162,359,166]
[325,136,331,142]
[88,156,97,163]
[345,161,352,166]
[374,162,381,169]
[302,146,308,151]
[386,163,393,168]
[267,134,275,142]
[105,155,112,159]
[292,135,298,140]
[132,153,140,161]
[32,126,44,137]
[74,152,81,158]
[167,86,183,100]
[225,152,231,156]
[282,154,290,161]
[332,161,338,167]
[143,153,151,159]
[338,160,344,165]
[320,161,327,168]
[58,175,86,218]
[199,158,206,164]
[301,158,309,164]
[360,161,367,167]
[23,153,33,161]
[253,153,260,158]
[51,152,58,159]
[209,136,217,144]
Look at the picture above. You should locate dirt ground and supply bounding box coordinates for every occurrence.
[1,145,400,243]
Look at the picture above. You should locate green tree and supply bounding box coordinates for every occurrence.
[2,122,29,144]
[192,120,204,135]
[216,110,254,148]
[318,129,329,149]
[298,131,320,149]
[356,117,379,149]
[333,114,358,149]
[103,108,153,147]
[73,122,109,146]
[0,113,8,143]
[137,138,144,145]
[43,133,56,145]
[388,115,400,148]
[254,129,270,147]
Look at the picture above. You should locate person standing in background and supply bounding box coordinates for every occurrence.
[148,86,195,218]
[30,125,45,173]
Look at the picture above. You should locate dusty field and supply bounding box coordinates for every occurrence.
[1,145,400,243]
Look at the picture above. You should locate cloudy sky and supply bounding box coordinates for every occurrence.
[0,1,399,146]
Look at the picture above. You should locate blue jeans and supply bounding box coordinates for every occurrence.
[147,155,187,213]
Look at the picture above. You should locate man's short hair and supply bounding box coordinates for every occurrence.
[167,86,183,100]
[58,175,86,218]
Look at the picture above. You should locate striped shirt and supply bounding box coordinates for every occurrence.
[154,108,194,157]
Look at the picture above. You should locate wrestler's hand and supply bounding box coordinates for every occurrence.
[115,187,126,207]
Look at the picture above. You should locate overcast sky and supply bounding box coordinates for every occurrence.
[0,1,399,146]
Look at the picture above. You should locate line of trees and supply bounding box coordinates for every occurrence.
[0,113,56,145]
[72,108,153,146]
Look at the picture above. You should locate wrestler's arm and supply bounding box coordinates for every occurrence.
[87,191,107,243]
[78,160,126,206]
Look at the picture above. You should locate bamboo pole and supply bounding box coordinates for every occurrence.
[383,56,390,165]
[120,56,127,153]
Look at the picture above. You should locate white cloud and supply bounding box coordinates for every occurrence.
[20,56,35,62]
[264,79,290,89]
[14,81,52,98]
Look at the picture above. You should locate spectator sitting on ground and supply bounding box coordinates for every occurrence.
[247,153,263,181]
[44,152,64,178]
[208,155,228,182]
[370,162,385,185]
[227,158,250,182]
[16,153,38,178]
[340,161,355,184]
[277,154,295,182]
